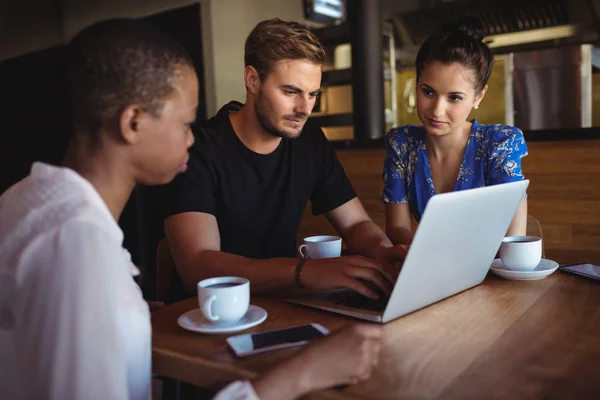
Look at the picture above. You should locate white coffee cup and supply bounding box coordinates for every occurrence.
[499,236,542,271]
[197,277,249,325]
[298,235,342,259]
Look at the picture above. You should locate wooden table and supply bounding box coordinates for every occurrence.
[152,272,600,399]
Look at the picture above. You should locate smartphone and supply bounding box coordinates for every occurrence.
[559,263,600,282]
[226,323,329,357]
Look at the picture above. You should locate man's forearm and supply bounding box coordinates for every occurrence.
[343,220,392,259]
[177,250,298,294]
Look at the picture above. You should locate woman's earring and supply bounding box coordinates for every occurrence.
[473,104,479,110]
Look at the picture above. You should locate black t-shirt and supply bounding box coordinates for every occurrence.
[163,101,356,258]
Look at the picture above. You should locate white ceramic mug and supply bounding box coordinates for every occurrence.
[197,277,249,325]
[499,236,542,271]
[298,235,342,259]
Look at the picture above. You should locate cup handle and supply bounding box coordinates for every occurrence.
[201,295,219,322]
[298,244,309,259]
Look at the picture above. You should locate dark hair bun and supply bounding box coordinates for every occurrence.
[443,16,485,42]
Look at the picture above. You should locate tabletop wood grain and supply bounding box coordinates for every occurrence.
[151,272,600,399]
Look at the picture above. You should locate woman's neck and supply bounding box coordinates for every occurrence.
[426,121,472,163]
[62,139,136,221]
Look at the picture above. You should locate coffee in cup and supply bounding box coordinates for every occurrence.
[298,235,342,259]
[197,277,249,325]
[205,283,239,289]
[499,236,542,271]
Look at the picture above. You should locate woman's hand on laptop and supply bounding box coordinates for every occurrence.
[301,256,395,299]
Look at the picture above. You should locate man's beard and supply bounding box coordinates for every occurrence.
[254,90,306,140]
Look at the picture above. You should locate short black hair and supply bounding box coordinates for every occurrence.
[65,18,193,144]
[416,16,493,93]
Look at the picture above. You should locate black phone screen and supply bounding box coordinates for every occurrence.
[251,324,325,350]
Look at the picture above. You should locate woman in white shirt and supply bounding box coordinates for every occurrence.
[0,19,382,400]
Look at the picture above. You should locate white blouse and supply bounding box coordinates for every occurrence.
[0,163,259,400]
[0,163,151,399]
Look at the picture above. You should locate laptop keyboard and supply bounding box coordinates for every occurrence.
[334,293,389,312]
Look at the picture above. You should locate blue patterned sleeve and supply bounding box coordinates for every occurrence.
[486,125,528,186]
[382,127,409,203]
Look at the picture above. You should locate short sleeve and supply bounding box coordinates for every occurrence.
[310,128,356,215]
[213,381,260,400]
[161,138,217,218]
[486,125,528,186]
[382,127,409,204]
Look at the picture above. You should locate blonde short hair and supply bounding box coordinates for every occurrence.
[244,18,326,80]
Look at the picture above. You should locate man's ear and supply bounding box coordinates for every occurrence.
[119,105,142,144]
[244,66,261,95]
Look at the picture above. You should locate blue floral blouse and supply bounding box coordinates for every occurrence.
[382,120,528,222]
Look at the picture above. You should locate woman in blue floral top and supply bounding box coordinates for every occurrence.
[383,17,528,245]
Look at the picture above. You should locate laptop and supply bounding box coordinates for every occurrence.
[287,180,529,323]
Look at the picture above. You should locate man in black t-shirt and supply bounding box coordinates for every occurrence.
[162,18,407,299]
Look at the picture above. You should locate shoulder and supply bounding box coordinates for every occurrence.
[2,205,118,258]
[476,123,525,144]
[0,173,119,265]
[1,210,121,291]
[474,123,528,160]
[0,171,99,239]
[41,217,120,251]
[386,124,423,140]
[191,101,243,151]
[192,114,227,150]
[385,125,424,152]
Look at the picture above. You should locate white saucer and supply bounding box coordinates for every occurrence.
[177,305,267,335]
[490,258,559,281]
